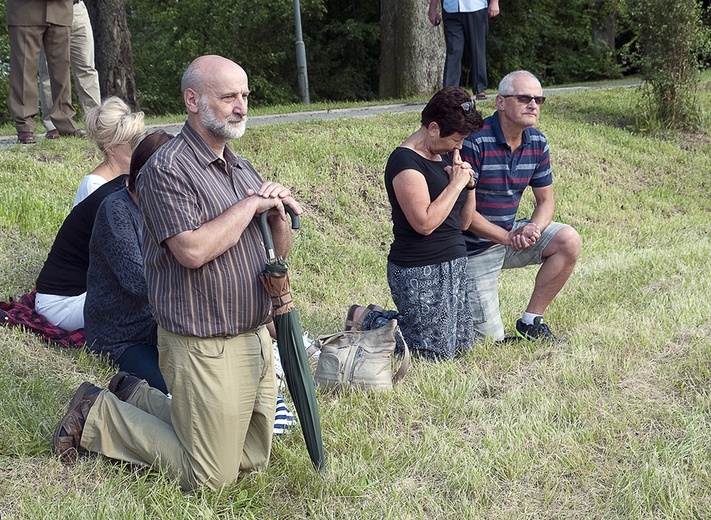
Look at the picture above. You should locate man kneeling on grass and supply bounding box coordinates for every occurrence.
[52,55,302,491]
[461,70,581,342]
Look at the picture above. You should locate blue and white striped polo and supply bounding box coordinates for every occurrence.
[460,112,553,255]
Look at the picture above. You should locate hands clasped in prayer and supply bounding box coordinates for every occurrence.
[443,148,474,192]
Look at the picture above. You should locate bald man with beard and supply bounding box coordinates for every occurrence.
[52,55,302,491]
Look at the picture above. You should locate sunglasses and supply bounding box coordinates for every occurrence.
[500,94,546,105]
[460,101,476,114]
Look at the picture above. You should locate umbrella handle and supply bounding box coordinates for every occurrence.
[258,206,300,261]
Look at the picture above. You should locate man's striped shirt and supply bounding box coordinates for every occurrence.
[136,122,270,338]
[460,112,553,255]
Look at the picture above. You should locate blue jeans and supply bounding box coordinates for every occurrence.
[115,342,168,394]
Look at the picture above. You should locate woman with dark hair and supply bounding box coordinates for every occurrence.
[84,131,173,393]
[383,86,484,360]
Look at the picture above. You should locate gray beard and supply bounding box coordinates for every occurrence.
[198,97,247,140]
[203,116,247,140]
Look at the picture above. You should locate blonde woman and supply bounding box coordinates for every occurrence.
[35,97,143,330]
[72,96,145,207]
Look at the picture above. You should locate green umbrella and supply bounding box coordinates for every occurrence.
[258,210,326,471]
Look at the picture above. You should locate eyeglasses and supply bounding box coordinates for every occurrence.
[501,94,546,105]
[460,101,476,114]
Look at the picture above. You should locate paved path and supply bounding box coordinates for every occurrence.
[0,82,638,147]
[148,82,638,135]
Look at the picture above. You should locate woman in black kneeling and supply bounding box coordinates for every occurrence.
[383,87,483,360]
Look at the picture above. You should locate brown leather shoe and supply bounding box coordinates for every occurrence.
[45,129,60,139]
[17,132,36,144]
[52,382,101,464]
[67,129,86,138]
[108,371,143,402]
[345,304,370,331]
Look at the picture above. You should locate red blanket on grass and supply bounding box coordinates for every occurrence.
[0,289,85,348]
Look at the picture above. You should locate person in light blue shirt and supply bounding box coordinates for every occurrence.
[428,0,500,100]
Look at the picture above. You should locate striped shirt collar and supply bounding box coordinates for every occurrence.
[180,121,241,171]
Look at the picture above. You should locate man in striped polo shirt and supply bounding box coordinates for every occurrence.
[52,55,302,490]
[460,70,581,341]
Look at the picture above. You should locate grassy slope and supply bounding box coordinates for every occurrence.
[1,83,710,519]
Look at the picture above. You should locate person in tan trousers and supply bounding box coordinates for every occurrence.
[6,0,82,144]
[52,55,303,491]
[39,0,101,139]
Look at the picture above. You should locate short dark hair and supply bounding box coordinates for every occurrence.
[421,87,484,137]
[128,130,174,194]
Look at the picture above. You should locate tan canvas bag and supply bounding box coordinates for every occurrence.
[314,319,410,391]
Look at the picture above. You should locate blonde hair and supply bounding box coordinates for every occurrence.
[84,96,145,153]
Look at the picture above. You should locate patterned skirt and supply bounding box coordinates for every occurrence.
[387,257,474,360]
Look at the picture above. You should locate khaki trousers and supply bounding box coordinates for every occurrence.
[80,326,277,491]
[39,1,100,131]
[8,23,78,134]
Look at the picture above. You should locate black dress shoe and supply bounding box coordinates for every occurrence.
[18,132,36,144]
[45,129,60,139]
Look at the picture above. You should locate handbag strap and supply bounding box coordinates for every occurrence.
[392,326,410,383]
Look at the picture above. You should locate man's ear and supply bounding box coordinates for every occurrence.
[184,88,199,114]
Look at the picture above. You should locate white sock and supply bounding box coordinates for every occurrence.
[521,312,542,326]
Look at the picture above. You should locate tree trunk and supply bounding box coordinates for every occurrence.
[590,0,617,51]
[379,0,445,98]
[85,0,139,110]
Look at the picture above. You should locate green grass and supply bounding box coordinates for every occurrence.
[1,82,711,519]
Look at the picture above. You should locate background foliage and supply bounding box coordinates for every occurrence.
[0,0,707,123]
[486,0,622,86]
[126,0,629,112]
[623,0,710,130]
[0,1,9,124]
[125,0,380,113]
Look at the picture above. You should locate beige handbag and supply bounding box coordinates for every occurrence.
[314,319,410,391]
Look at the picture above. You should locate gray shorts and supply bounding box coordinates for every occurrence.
[465,219,568,340]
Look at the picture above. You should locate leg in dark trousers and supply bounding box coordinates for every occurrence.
[115,343,169,394]
[462,9,489,95]
[442,11,466,88]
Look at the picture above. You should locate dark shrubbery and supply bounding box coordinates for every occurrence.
[127,0,302,113]
[0,0,707,124]
[485,0,623,88]
[126,0,380,112]
[304,1,380,102]
[623,0,710,130]
[0,1,11,125]
[126,0,628,112]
